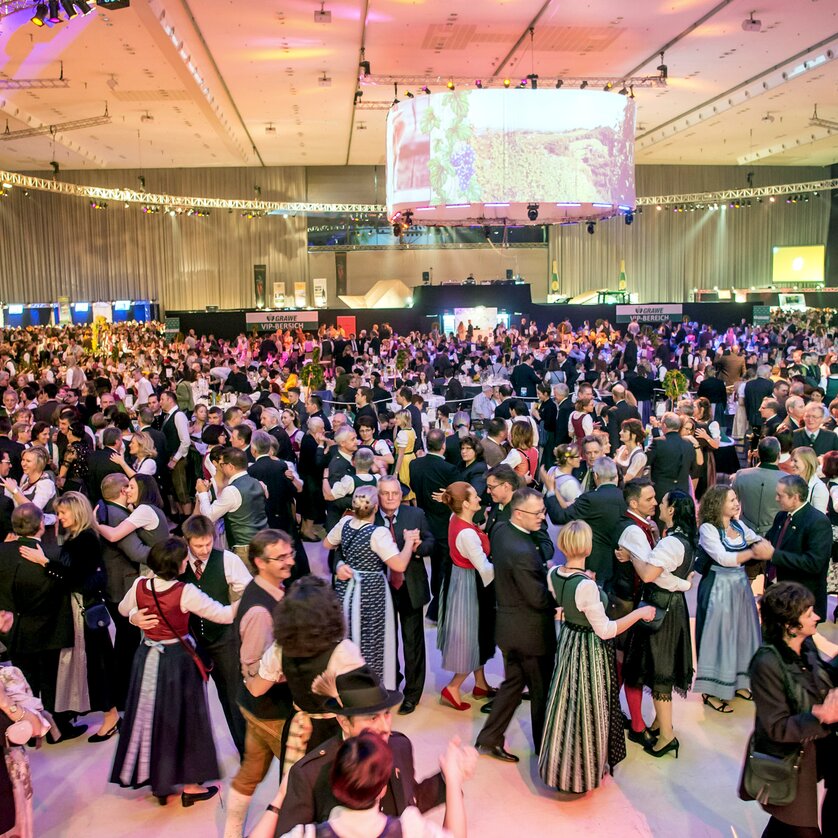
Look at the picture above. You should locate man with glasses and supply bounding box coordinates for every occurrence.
[225,530,295,838]
[475,488,556,764]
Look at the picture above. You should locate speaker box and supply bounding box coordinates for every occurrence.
[422,271,430,284]
[505,269,514,280]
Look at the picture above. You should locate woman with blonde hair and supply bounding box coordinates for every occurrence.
[4,446,56,531]
[109,431,158,478]
[19,492,119,741]
[539,521,655,793]
[393,410,417,501]
[789,445,829,513]
[436,482,495,711]
[324,485,419,689]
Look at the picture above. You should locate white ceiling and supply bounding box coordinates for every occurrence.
[0,0,836,172]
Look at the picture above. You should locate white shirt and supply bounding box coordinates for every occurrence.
[280,806,450,838]
[807,477,829,514]
[118,575,235,623]
[552,567,616,640]
[472,392,496,420]
[619,532,692,593]
[7,477,56,526]
[332,472,379,499]
[258,637,364,684]
[698,521,759,568]
[327,517,399,563]
[134,457,157,477]
[197,470,251,521]
[125,504,162,532]
[454,527,494,586]
[134,376,155,407]
[186,549,252,599]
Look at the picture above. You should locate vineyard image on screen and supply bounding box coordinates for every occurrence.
[386,89,636,225]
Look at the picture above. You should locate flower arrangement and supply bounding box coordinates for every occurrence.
[663,369,689,406]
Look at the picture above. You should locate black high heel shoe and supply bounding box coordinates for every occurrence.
[626,727,658,748]
[181,786,219,807]
[89,718,121,743]
[155,794,169,806]
[644,737,680,759]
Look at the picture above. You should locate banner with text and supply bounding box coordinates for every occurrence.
[245,310,319,331]
[616,304,682,323]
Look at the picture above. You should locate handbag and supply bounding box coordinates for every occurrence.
[637,597,669,633]
[741,647,805,807]
[82,600,111,631]
[148,579,214,682]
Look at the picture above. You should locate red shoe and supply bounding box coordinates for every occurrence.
[440,687,471,711]
[472,685,498,699]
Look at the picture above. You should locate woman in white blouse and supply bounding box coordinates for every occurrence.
[109,431,158,478]
[789,446,828,513]
[539,521,655,793]
[613,419,648,485]
[618,491,697,759]
[436,482,495,711]
[325,486,418,691]
[4,447,56,532]
[693,485,763,713]
[96,474,168,545]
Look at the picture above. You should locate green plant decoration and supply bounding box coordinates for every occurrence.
[395,348,408,373]
[663,369,689,406]
[300,347,325,392]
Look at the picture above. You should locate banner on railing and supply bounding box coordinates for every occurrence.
[615,304,682,323]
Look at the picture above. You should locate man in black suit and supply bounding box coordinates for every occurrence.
[605,383,641,453]
[375,476,434,715]
[757,398,783,447]
[248,431,309,579]
[0,504,85,739]
[475,488,556,763]
[744,366,775,434]
[85,426,127,506]
[352,387,378,433]
[791,401,838,455]
[544,456,627,588]
[304,394,332,435]
[623,334,638,371]
[646,412,696,501]
[553,383,573,446]
[272,666,450,835]
[509,354,541,397]
[758,474,833,618]
[0,417,25,482]
[261,407,296,462]
[0,451,15,540]
[408,428,460,621]
[443,412,471,465]
[556,350,578,389]
[137,406,168,479]
[493,384,514,420]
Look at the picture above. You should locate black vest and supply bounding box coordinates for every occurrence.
[134,505,170,548]
[180,548,231,646]
[234,579,293,720]
[161,409,184,459]
[224,474,268,548]
[282,644,336,713]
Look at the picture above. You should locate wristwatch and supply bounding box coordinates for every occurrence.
[266,804,281,815]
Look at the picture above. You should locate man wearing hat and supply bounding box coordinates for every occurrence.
[269,665,450,835]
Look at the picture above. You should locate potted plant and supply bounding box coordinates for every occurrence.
[662,369,689,409]
[300,346,325,396]
[395,348,408,375]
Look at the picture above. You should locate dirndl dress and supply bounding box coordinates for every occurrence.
[693,521,761,700]
[334,522,396,690]
[437,565,480,674]
[538,569,625,793]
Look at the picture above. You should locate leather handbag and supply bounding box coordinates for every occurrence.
[636,598,668,633]
[82,600,111,631]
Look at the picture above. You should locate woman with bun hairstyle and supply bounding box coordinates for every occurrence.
[324,485,419,690]
[436,482,496,711]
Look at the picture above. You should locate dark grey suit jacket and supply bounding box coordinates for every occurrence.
[96,501,153,603]
[732,464,783,535]
[375,505,434,610]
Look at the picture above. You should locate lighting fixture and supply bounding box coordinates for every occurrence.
[359,49,371,78]
[555,79,563,89]
[603,81,613,91]
[657,52,668,80]
[314,1,331,24]
[526,203,539,222]
[742,12,762,32]
[354,89,363,104]
[618,84,629,96]
[405,91,414,99]
[587,222,596,235]
[624,212,634,225]
[48,0,60,22]
[503,78,511,88]
[527,74,538,90]
[580,80,588,89]
[318,73,332,88]
[475,80,483,89]
[31,3,48,26]
[447,79,455,90]
[421,86,430,94]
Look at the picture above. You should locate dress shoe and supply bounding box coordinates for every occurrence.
[440,687,470,711]
[181,785,219,807]
[626,727,658,748]
[89,718,121,743]
[472,685,498,699]
[480,700,494,714]
[48,724,87,744]
[644,736,680,759]
[398,700,417,716]
[521,691,531,701]
[477,744,519,763]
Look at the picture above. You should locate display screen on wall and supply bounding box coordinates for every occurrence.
[772,245,825,285]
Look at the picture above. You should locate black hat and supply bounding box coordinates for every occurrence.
[324,665,403,716]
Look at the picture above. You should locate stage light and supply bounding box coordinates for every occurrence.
[519,78,527,88]
[629,85,635,99]
[59,0,77,16]
[475,80,483,89]
[587,222,596,235]
[555,79,563,88]
[526,203,539,221]
[354,88,363,104]
[769,196,776,202]
[447,79,455,90]
[624,212,634,225]
[359,49,371,78]
[405,91,414,99]
[618,84,629,96]
[421,86,430,95]
[527,73,538,90]
[31,3,48,26]
[48,1,61,22]
[580,80,588,89]
[603,82,613,91]
[657,52,668,80]
[392,222,402,238]
[503,78,511,88]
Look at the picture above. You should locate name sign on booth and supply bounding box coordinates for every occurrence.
[616,304,683,323]
[246,311,319,331]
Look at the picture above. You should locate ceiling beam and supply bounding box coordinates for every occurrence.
[345,0,371,166]
[490,0,554,79]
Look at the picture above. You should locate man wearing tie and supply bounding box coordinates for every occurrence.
[374,476,435,715]
[791,402,838,455]
[755,474,833,619]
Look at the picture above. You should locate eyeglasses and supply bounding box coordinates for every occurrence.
[517,508,546,517]
[266,550,296,562]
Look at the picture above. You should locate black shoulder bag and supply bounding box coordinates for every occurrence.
[741,646,805,807]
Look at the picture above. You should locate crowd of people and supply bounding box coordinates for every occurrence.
[0,308,837,837]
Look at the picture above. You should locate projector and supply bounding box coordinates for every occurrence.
[318,74,332,88]
[742,16,762,32]
[314,8,331,24]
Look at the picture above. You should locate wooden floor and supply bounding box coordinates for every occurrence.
[29,540,836,838]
